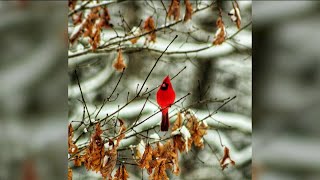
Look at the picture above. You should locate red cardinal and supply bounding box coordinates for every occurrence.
[156,76,176,131]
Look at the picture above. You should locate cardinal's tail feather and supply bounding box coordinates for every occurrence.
[161,112,169,131]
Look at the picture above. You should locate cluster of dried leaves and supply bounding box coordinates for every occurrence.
[68,120,127,180]
[68,0,194,50]
[132,110,235,179]
[137,141,179,180]
[167,0,193,22]
[69,0,112,50]
[213,0,242,45]
[68,110,236,179]
[171,111,208,153]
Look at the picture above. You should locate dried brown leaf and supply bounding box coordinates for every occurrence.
[100,150,117,179]
[155,141,180,175]
[115,119,127,147]
[84,123,105,172]
[168,0,180,21]
[172,113,191,153]
[113,164,129,180]
[220,146,236,170]
[213,14,226,45]
[143,16,155,33]
[184,0,193,22]
[228,1,241,29]
[149,160,169,180]
[101,148,117,180]
[172,135,186,153]
[90,29,101,51]
[138,144,153,169]
[113,49,126,72]
[143,16,156,43]
[193,121,208,148]
[185,110,208,149]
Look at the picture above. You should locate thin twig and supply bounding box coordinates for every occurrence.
[108,68,125,101]
[75,70,91,123]
[136,35,178,96]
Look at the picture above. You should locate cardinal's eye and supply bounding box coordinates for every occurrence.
[160,82,168,90]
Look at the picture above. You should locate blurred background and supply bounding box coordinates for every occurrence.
[2,1,320,180]
[253,1,320,179]
[0,1,67,180]
[0,0,251,180]
[68,0,251,179]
